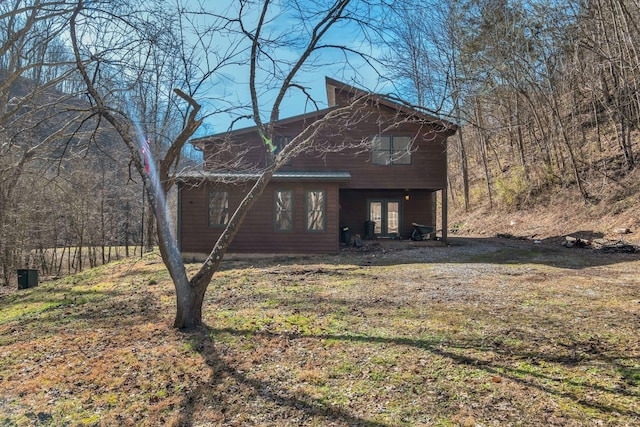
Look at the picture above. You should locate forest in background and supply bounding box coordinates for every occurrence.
[386,0,640,233]
[0,71,154,283]
[3,0,640,285]
[0,1,197,285]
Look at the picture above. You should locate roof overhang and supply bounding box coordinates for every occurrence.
[189,77,457,150]
[189,108,335,151]
[177,170,351,183]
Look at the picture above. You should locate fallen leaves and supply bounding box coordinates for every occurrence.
[1,241,639,425]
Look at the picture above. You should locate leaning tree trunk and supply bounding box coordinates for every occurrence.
[550,94,589,203]
[474,98,493,209]
[174,171,275,329]
[456,125,470,212]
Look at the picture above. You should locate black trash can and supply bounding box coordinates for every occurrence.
[364,220,376,240]
[340,226,351,245]
[17,269,38,289]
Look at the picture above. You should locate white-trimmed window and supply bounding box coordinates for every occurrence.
[274,136,292,165]
[208,191,229,226]
[275,190,293,231]
[306,190,325,231]
[275,136,291,153]
[372,135,412,165]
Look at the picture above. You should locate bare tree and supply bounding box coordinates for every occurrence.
[67,0,395,328]
[383,0,474,210]
[0,0,86,284]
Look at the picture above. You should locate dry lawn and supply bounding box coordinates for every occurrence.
[0,237,639,426]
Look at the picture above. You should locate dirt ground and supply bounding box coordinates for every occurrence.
[1,231,639,426]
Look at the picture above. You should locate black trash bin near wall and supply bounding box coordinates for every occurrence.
[17,269,38,289]
[340,226,351,245]
[364,220,376,240]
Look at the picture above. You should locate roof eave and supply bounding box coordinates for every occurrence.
[190,107,336,145]
[177,170,352,183]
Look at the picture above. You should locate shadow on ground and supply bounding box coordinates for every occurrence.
[175,323,639,426]
[178,325,390,426]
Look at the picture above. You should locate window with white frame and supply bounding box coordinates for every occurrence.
[208,191,229,226]
[371,135,412,165]
[275,190,293,231]
[306,190,325,231]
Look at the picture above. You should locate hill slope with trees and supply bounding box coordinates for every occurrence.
[384,0,640,244]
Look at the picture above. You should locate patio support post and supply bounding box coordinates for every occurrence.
[441,187,448,244]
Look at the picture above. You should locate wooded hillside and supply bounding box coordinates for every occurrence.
[386,0,640,237]
[0,69,150,283]
[0,1,191,285]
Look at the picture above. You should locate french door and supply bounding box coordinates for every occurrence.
[368,200,401,237]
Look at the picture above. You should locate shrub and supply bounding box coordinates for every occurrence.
[495,166,528,209]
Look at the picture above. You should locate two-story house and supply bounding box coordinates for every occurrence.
[177,77,457,255]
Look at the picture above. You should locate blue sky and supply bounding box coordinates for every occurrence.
[188,0,393,136]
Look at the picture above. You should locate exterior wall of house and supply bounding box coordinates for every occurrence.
[288,133,447,190]
[179,180,341,254]
[339,189,435,240]
[202,104,449,191]
[184,87,453,254]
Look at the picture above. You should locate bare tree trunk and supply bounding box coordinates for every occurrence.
[56,245,66,277]
[140,188,145,257]
[451,94,470,211]
[592,97,603,153]
[618,115,634,170]
[39,247,48,275]
[447,176,456,206]
[67,243,72,275]
[101,197,106,265]
[124,215,130,258]
[514,96,528,177]
[456,124,470,211]
[145,209,155,252]
[77,243,83,272]
[474,98,493,208]
[550,95,589,202]
[1,247,11,286]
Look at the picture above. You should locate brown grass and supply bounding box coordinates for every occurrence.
[0,239,639,426]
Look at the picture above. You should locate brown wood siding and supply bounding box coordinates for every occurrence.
[289,127,447,190]
[203,137,266,171]
[179,181,340,254]
[201,103,449,191]
[339,189,434,240]
[334,89,354,106]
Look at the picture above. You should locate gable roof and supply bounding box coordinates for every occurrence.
[190,77,457,150]
[324,77,456,132]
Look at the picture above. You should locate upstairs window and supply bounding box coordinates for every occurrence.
[275,136,292,153]
[275,190,293,231]
[306,190,325,231]
[270,136,292,165]
[371,135,412,165]
[208,191,229,226]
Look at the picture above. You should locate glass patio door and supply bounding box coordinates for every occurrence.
[368,200,401,237]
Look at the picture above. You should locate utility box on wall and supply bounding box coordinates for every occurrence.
[17,269,38,289]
